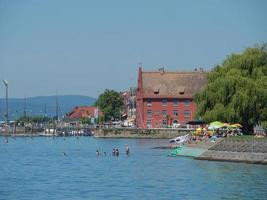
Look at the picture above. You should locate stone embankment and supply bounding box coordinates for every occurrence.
[94,128,194,139]
[196,139,267,164]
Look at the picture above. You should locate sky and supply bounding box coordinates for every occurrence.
[0,0,267,98]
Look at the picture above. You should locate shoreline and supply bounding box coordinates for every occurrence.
[1,130,267,165]
[93,128,194,139]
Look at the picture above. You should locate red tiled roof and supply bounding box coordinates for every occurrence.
[67,106,99,119]
[141,71,207,98]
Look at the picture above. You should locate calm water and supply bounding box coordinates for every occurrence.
[0,137,267,200]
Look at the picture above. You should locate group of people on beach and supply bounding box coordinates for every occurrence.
[96,145,130,156]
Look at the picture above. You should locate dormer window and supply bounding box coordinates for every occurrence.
[179,87,185,95]
[153,87,159,94]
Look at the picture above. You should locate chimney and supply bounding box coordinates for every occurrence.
[158,67,165,75]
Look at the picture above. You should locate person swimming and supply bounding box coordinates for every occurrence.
[115,148,119,156]
[125,145,130,155]
[96,149,100,156]
[112,148,116,156]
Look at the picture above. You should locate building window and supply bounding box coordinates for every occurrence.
[184,110,190,117]
[173,110,178,116]
[162,110,167,116]
[184,100,190,107]
[162,99,168,106]
[154,111,160,116]
[147,99,152,106]
[147,110,152,118]
[162,119,167,128]
[173,100,178,106]
[147,119,152,128]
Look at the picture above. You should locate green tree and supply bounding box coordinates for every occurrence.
[195,44,267,133]
[95,89,123,122]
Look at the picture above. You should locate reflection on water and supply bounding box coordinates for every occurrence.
[0,137,267,200]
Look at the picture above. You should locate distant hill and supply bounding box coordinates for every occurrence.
[0,95,96,120]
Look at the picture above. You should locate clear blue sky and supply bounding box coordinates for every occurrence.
[1,0,267,98]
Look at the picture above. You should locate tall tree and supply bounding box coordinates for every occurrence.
[195,44,267,133]
[95,89,123,122]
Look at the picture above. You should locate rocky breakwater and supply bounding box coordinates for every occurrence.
[196,138,267,165]
[94,128,194,139]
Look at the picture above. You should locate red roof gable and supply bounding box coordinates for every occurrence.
[67,106,100,119]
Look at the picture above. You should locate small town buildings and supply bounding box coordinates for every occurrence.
[67,106,100,120]
[121,88,137,127]
[136,67,207,128]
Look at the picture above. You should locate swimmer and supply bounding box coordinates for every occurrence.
[125,145,130,155]
[104,152,107,156]
[112,148,116,156]
[96,149,100,156]
[115,148,119,156]
[62,152,67,156]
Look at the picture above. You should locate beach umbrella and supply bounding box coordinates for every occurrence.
[223,123,230,127]
[210,121,224,126]
[209,121,224,129]
[232,123,242,127]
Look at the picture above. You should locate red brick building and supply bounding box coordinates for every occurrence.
[67,106,100,119]
[136,67,207,128]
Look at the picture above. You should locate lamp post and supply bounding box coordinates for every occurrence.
[3,80,8,126]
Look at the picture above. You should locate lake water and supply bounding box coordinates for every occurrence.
[0,137,267,200]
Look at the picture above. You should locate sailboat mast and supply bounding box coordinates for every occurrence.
[56,92,59,121]
[44,103,47,118]
[23,95,27,118]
